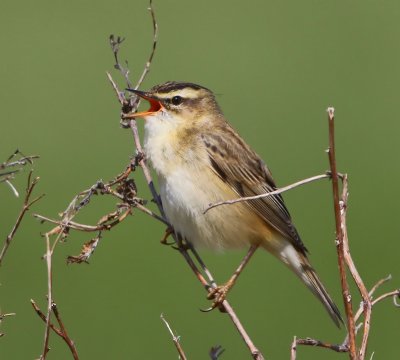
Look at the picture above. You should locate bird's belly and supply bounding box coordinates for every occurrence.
[159,168,270,250]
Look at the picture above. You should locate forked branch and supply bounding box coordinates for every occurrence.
[31,300,79,360]
[0,170,44,266]
[291,109,399,360]
[327,107,357,359]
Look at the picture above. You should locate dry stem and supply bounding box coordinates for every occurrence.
[291,109,399,360]
[160,314,187,360]
[31,300,79,360]
[290,275,399,359]
[340,175,371,358]
[0,170,44,266]
[326,107,357,359]
[0,312,16,337]
[205,173,330,213]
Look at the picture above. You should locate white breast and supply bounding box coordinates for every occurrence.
[143,114,263,250]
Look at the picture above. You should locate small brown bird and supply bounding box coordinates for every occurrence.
[125,81,342,327]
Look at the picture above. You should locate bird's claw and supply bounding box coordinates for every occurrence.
[201,284,231,313]
[160,227,174,246]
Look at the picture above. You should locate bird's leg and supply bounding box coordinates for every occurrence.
[162,230,192,252]
[160,226,174,245]
[204,243,259,312]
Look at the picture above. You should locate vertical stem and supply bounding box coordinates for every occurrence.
[41,233,53,359]
[340,176,371,359]
[327,108,357,359]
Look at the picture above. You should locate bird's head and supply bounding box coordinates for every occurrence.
[125,81,222,126]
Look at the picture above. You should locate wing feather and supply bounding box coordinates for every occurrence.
[201,125,307,254]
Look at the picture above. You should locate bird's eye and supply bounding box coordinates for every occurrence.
[171,96,183,106]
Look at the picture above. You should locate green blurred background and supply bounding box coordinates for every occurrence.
[1,0,399,359]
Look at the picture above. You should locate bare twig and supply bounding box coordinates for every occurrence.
[0,312,16,337]
[0,149,39,172]
[290,336,297,360]
[31,300,79,360]
[52,302,79,360]
[291,275,399,359]
[393,293,400,307]
[291,336,348,360]
[34,207,132,233]
[368,274,392,298]
[5,180,19,197]
[160,314,187,360]
[0,150,39,195]
[205,173,330,213]
[108,0,158,129]
[371,289,400,307]
[293,109,399,360]
[0,170,44,266]
[134,0,158,90]
[41,233,53,360]
[326,107,357,359]
[340,175,371,359]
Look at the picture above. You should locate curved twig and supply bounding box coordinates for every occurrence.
[205,173,330,214]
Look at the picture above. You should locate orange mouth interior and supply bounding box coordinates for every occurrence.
[133,97,163,117]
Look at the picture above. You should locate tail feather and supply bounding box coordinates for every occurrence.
[298,254,343,328]
[271,241,343,327]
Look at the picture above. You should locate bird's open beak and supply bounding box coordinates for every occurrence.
[125,88,163,118]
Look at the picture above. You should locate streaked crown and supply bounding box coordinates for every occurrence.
[147,81,222,115]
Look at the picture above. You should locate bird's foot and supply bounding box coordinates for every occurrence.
[160,227,174,245]
[202,279,235,313]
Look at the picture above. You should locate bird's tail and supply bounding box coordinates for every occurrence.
[297,252,343,327]
[268,241,343,327]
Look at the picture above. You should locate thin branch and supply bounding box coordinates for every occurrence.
[371,289,400,307]
[205,173,330,213]
[109,34,133,89]
[0,170,44,266]
[52,302,79,360]
[326,107,357,359]
[134,0,158,90]
[294,110,399,360]
[160,314,187,360]
[0,312,16,337]
[290,336,297,360]
[368,274,392,298]
[0,150,39,198]
[352,275,391,326]
[5,179,19,197]
[340,175,371,359]
[292,276,399,358]
[0,149,39,171]
[41,233,53,360]
[31,300,79,360]
[34,207,132,233]
[293,337,348,359]
[31,300,63,338]
[393,293,400,307]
